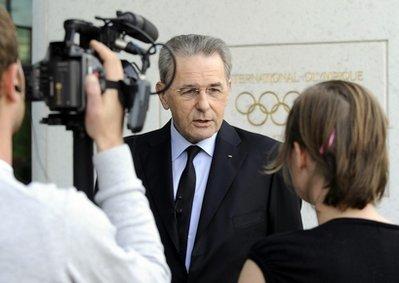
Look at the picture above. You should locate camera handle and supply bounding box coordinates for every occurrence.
[72,128,94,200]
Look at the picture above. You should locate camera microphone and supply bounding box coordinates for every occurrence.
[114,39,145,55]
[116,11,158,43]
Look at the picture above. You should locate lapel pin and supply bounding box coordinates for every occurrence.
[227,155,233,158]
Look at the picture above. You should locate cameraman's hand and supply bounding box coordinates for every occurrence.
[85,40,124,152]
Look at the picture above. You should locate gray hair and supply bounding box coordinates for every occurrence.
[158,34,232,84]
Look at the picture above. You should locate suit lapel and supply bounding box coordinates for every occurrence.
[194,121,248,248]
[141,122,180,251]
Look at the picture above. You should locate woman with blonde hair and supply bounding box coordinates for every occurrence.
[239,80,399,283]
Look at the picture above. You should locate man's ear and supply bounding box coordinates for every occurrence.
[0,63,18,102]
[156,81,170,110]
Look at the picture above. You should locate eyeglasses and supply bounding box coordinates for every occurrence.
[175,85,225,100]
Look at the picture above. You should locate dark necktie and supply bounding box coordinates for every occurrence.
[175,145,201,262]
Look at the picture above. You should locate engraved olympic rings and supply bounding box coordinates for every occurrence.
[235,90,300,126]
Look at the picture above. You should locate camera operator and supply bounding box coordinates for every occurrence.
[0,6,170,282]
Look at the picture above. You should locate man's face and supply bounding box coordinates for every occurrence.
[158,53,230,143]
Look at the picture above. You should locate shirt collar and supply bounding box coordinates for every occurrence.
[0,158,14,178]
[171,121,217,161]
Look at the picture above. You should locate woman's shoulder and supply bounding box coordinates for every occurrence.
[250,226,319,256]
[250,217,399,260]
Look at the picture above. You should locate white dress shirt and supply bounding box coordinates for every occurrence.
[170,122,217,271]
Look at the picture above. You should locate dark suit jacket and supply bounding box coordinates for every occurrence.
[125,120,302,283]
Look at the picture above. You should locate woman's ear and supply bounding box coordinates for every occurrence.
[293,141,317,178]
[292,141,307,170]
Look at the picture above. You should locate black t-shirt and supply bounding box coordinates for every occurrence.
[248,218,399,283]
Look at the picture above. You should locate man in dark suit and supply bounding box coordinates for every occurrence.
[125,34,302,283]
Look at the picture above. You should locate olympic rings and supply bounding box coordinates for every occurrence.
[235,90,300,126]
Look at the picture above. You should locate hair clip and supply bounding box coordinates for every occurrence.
[319,130,335,155]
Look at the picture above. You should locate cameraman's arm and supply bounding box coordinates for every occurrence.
[66,40,170,282]
[65,145,170,283]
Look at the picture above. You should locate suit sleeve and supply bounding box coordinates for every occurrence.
[267,169,303,234]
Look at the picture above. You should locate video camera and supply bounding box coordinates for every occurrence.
[24,11,175,199]
[25,10,162,132]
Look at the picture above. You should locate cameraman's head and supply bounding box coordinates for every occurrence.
[0,6,25,135]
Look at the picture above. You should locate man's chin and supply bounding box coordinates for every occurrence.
[186,128,217,143]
